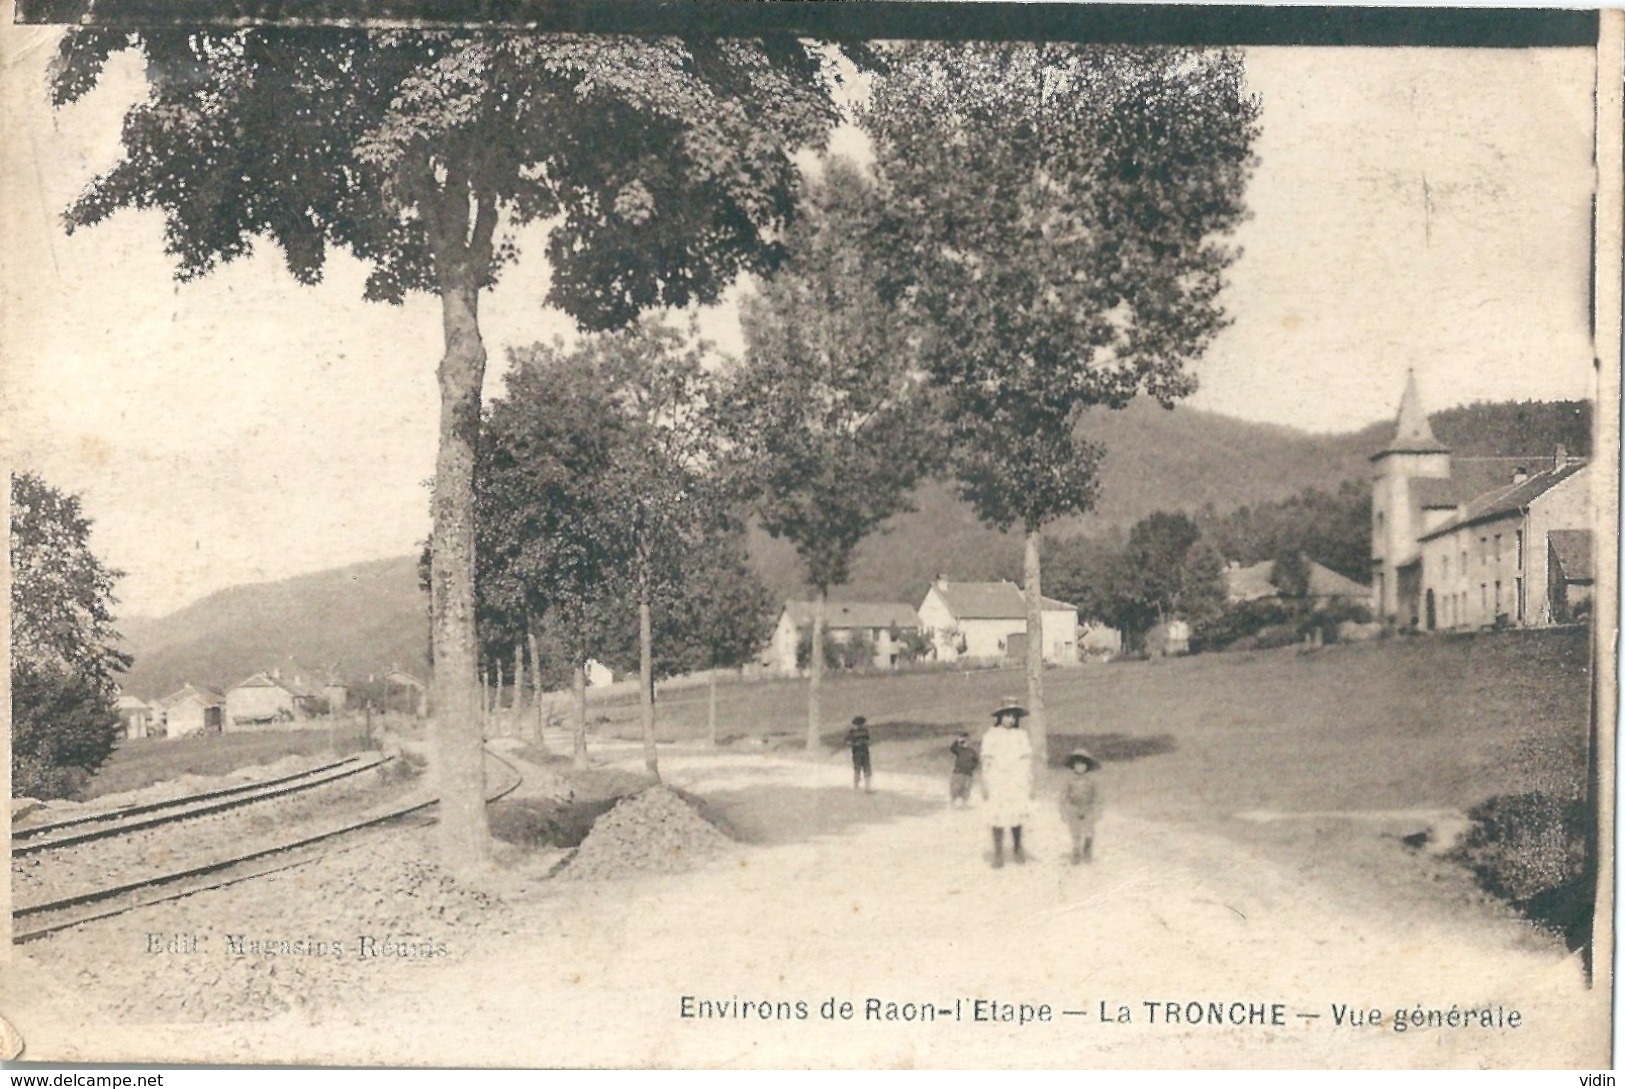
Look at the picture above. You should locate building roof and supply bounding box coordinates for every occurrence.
[1411,477,1466,509]
[1224,561,1277,602]
[927,580,1076,619]
[782,600,921,631]
[116,695,150,712]
[1372,369,1450,460]
[159,683,224,708]
[1418,461,1588,541]
[1549,529,1594,582]
[1225,558,1371,603]
[386,669,427,689]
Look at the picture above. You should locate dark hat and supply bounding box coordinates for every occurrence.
[851,715,867,727]
[1065,748,1101,771]
[992,698,1027,719]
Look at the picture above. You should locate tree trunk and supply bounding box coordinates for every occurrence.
[494,659,506,733]
[1024,527,1048,770]
[572,661,589,770]
[512,642,525,731]
[428,262,492,870]
[807,587,826,750]
[526,621,544,748]
[639,595,658,779]
[707,665,719,747]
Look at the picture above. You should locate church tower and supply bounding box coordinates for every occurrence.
[1370,370,1451,625]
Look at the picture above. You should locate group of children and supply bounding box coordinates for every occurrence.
[842,700,1102,867]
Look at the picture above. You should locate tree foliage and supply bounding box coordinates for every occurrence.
[11,472,130,798]
[51,30,845,323]
[1048,511,1225,652]
[718,157,941,593]
[1198,478,1371,583]
[864,43,1261,534]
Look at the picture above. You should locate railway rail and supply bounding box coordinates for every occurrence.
[13,753,393,857]
[12,749,522,945]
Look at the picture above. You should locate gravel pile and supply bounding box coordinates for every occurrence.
[27,827,511,1023]
[560,786,731,882]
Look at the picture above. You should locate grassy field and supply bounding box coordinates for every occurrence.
[83,725,364,800]
[600,626,1591,825]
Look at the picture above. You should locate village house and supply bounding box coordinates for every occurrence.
[763,600,922,675]
[225,664,346,729]
[917,577,1080,666]
[155,683,225,737]
[1370,371,1591,630]
[115,693,155,739]
[1546,529,1594,622]
[1224,557,1371,606]
[381,668,428,716]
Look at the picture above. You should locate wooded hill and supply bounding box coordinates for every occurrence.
[115,398,1589,695]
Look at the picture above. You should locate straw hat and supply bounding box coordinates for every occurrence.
[850,715,867,727]
[992,698,1028,720]
[1065,747,1101,772]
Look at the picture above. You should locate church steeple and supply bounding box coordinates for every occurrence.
[1373,368,1450,459]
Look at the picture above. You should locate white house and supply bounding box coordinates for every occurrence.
[762,600,922,675]
[156,684,225,737]
[917,577,1079,666]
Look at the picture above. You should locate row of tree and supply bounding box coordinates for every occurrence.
[54,33,1261,868]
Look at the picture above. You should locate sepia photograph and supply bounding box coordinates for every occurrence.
[0,3,1619,1069]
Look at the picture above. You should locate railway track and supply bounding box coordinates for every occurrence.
[13,753,393,857]
[12,749,522,944]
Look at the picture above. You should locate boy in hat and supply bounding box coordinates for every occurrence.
[845,715,873,792]
[948,732,979,808]
[1061,747,1102,864]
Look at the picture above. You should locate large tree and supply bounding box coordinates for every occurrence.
[52,29,853,866]
[864,44,1259,760]
[718,158,941,749]
[11,472,131,799]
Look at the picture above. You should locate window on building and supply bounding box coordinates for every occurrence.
[1516,577,1525,621]
[1481,584,1487,613]
[1494,534,1502,566]
[1480,537,1488,565]
[1443,555,1450,579]
[1495,580,1502,615]
[1516,529,1525,570]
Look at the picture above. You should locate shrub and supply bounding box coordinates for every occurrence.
[1450,791,1591,949]
[11,662,119,800]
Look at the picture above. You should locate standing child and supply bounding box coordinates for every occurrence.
[845,715,873,792]
[1061,748,1102,864]
[948,732,979,808]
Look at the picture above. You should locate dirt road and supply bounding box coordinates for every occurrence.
[10,743,1602,1068]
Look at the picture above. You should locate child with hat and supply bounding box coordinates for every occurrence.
[845,715,873,792]
[980,699,1034,867]
[1061,747,1102,864]
[948,732,979,808]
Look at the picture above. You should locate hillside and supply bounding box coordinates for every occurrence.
[117,398,1590,690]
[117,556,428,700]
[754,398,1375,603]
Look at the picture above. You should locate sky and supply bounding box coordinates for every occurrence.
[0,32,1602,619]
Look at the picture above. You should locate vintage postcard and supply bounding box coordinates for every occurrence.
[0,2,1619,1070]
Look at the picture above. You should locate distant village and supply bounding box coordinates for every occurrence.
[115,374,1594,742]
